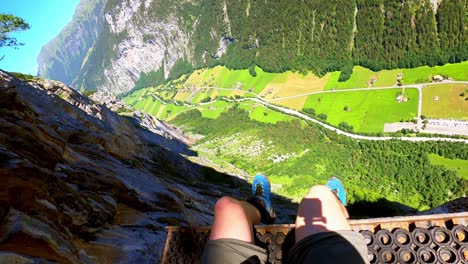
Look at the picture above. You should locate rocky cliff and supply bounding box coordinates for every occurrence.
[38,0,228,94]
[37,0,108,87]
[0,71,296,263]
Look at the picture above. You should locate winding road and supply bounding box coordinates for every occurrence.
[148,80,468,143]
[234,97,468,143]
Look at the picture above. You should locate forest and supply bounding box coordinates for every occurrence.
[175,0,467,82]
[171,107,468,215]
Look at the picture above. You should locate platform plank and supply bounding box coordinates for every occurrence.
[162,212,468,263]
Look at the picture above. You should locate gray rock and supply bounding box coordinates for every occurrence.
[0,71,298,263]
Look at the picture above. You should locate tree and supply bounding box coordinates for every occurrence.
[317,113,328,121]
[0,14,30,60]
[0,14,30,48]
[248,64,257,77]
[338,121,354,132]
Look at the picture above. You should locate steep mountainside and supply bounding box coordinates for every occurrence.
[38,0,467,94]
[37,0,108,86]
[0,71,297,263]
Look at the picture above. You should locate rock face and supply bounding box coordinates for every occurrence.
[0,71,297,263]
[37,0,108,87]
[37,0,229,94]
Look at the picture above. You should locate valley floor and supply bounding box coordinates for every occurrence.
[118,64,468,214]
[124,62,468,138]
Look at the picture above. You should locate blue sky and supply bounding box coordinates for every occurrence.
[0,0,80,75]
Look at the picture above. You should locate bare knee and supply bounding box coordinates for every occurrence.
[214,196,242,215]
[304,185,333,199]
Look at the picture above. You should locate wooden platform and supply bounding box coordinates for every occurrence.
[162,212,468,263]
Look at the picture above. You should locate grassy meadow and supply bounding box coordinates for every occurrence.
[180,62,468,95]
[303,88,419,132]
[428,154,468,180]
[123,61,467,133]
[422,83,468,119]
[325,61,468,90]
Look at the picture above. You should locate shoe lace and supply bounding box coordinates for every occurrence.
[254,184,264,197]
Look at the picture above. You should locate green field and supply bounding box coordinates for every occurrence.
[186,65,277,93]
[429,154,468,180]
[122,88,146,105]
[158,62,468,101]
[422,83,468,119]
[198,100,230,119]
[325,61,468,90]
[238,101,294,124]
[123,61,468,133]
[126,87,420,133]
[125,89,294,124]
[303,88,419,132]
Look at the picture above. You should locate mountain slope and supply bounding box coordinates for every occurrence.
[38,0,467,94]
[37,0,108,86]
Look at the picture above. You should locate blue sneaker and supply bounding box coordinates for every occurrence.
[247,173,276,224]
[326,177,347,206]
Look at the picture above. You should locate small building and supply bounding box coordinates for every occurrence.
[433,96,439,101]
[432,75,444,82]
[396,95,408,102]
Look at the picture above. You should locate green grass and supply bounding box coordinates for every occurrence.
[325,61,468,90]
[325,67,380,90]
[123,88,146,105]
[184,65,280,93]
[143,98,156,112]
[303,88,419,132]
[216,89,233,97]
[148,100,162,116]
[212,66,277,92]
[428,154,468,180]
[422,84,468,119]
[133,98,147,109]
[249,105,293,124]
[192,92,207,103]
[198,100,230,119]
[236,101,293,124]
[162,104,190,120]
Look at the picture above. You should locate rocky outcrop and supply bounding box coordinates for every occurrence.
[0,71,297,263]
[89,90,192,146]
[89,90,129,112]
[99,0,191,94]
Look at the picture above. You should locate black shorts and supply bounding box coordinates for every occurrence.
[201,230,369,264]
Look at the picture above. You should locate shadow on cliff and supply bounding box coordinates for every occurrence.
[125,116,198,157]
[147,141,299,223]
[347,198,417,219]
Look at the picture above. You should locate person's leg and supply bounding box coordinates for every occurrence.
[209,196,261,242]
[295,184,350,243]
[210,172,275,241]
[290,182,369,264]
[201,174,275,264]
